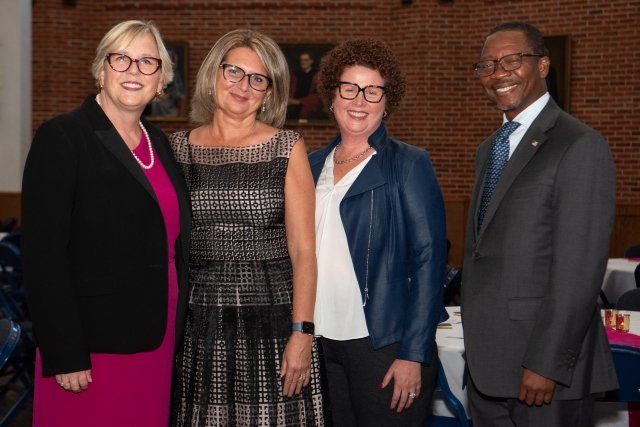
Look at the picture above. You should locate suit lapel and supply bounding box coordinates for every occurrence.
[96,126,158,202]
[476,100,561,237]
[344,156,386,198]
[472,133,496,238]
[83,96,157,202]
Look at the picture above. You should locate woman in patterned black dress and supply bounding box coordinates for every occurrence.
[170,29,324,426]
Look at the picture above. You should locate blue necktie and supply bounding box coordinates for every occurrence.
[477,121,520,231]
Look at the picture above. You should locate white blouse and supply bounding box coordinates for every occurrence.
[314,148,374,340]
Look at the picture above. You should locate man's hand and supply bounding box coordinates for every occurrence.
[518,368,556,406]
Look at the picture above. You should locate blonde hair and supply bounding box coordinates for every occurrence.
[91,20,173,90]
[190,29,289,127]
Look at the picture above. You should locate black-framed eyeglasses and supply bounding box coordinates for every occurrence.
[106,53,162,76]
[473,52,544,77]
[336,81,386,103]
[219,64,272,92]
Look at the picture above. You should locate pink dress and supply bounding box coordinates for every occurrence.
[33,134,180,427]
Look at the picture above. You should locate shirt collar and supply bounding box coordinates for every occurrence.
[503,92,551,129]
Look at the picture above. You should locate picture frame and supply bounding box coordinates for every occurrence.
[544,35,571,112]
[281,44,333,125]
[145,42,189,122]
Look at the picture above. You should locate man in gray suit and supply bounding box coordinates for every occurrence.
[461,21,618,426]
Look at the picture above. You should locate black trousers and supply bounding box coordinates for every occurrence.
[320,337,437,427]
[467,374,595,427]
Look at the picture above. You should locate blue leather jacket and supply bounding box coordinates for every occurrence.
[309,123,448,364]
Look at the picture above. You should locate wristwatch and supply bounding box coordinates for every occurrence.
[292,321,315,335]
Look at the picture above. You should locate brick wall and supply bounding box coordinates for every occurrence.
[32,0,639,203]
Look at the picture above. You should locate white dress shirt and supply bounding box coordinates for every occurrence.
[314,148,373,340]
[506,92,550,158]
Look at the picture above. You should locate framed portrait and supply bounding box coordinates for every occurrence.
[281,44,333,125]
[145,42,189,122]
[544,35,571,112]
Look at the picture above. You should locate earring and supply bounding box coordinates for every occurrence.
[383,111,388,118]
[261,102,266,113]
[208,89,212,96]
[99,82,104,91]
[329,104,334,113]
[156,89,163,97]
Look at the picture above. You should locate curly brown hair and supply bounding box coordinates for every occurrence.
[317,39,406,117]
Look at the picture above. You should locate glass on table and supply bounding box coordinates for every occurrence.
[605,309,618,328]
[615,312,631,332]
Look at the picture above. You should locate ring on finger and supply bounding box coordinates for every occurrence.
[408,392,417,399]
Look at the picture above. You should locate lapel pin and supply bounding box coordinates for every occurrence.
[531,140,539,147]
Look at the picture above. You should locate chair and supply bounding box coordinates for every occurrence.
[609,344,640,402]
[0,319,20,372]
[0,317,29,427]
[443,239,463,306]
[0,241,27,322]
[624,244,640,258]
[0,241,34,427]
[0,219,16,234]
[0,230,20,248]
[616,288,640,311]
[599,290,613,309]
[443,265,462,306]
[426,358,471,427]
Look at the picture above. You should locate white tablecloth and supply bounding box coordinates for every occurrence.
[602,258,639,304]
[434,306,639,425]
[433,306,467,418]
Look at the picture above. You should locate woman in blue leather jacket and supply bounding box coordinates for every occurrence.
[308,39,447,426]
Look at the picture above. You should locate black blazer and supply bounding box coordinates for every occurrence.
[22,95,191,376]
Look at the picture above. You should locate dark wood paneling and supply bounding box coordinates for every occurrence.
[445,199,468,267]
[0,192,21,226]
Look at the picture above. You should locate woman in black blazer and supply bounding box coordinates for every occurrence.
[22,20,190,427]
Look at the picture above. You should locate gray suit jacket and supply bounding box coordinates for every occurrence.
[461,98,618,399]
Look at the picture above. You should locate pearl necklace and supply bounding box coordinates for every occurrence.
[333,142,373,165]
[95,94,155,170]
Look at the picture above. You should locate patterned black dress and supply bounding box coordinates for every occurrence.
[170,129,325,427]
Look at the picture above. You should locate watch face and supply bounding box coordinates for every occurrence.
[301,321,315,334]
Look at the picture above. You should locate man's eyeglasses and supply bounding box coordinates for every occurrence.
[473,52,544,77]
[106,53,162,76]
[219,64,272,92]
[336,82,386,103]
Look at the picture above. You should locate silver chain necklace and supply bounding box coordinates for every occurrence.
[333,142,373,165]
[95,94,155,170]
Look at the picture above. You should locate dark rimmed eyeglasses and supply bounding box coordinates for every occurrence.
[473,52,544,77]
[105,53,162,76]
[219,64,272,92]
[336,81,386,103]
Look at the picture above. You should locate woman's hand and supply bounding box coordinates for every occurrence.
[381,359,421,413]
[280,332,312,397]
[55,370,92,393]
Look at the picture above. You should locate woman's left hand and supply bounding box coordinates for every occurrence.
[381,359,422,412]
[280,332,312,396]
